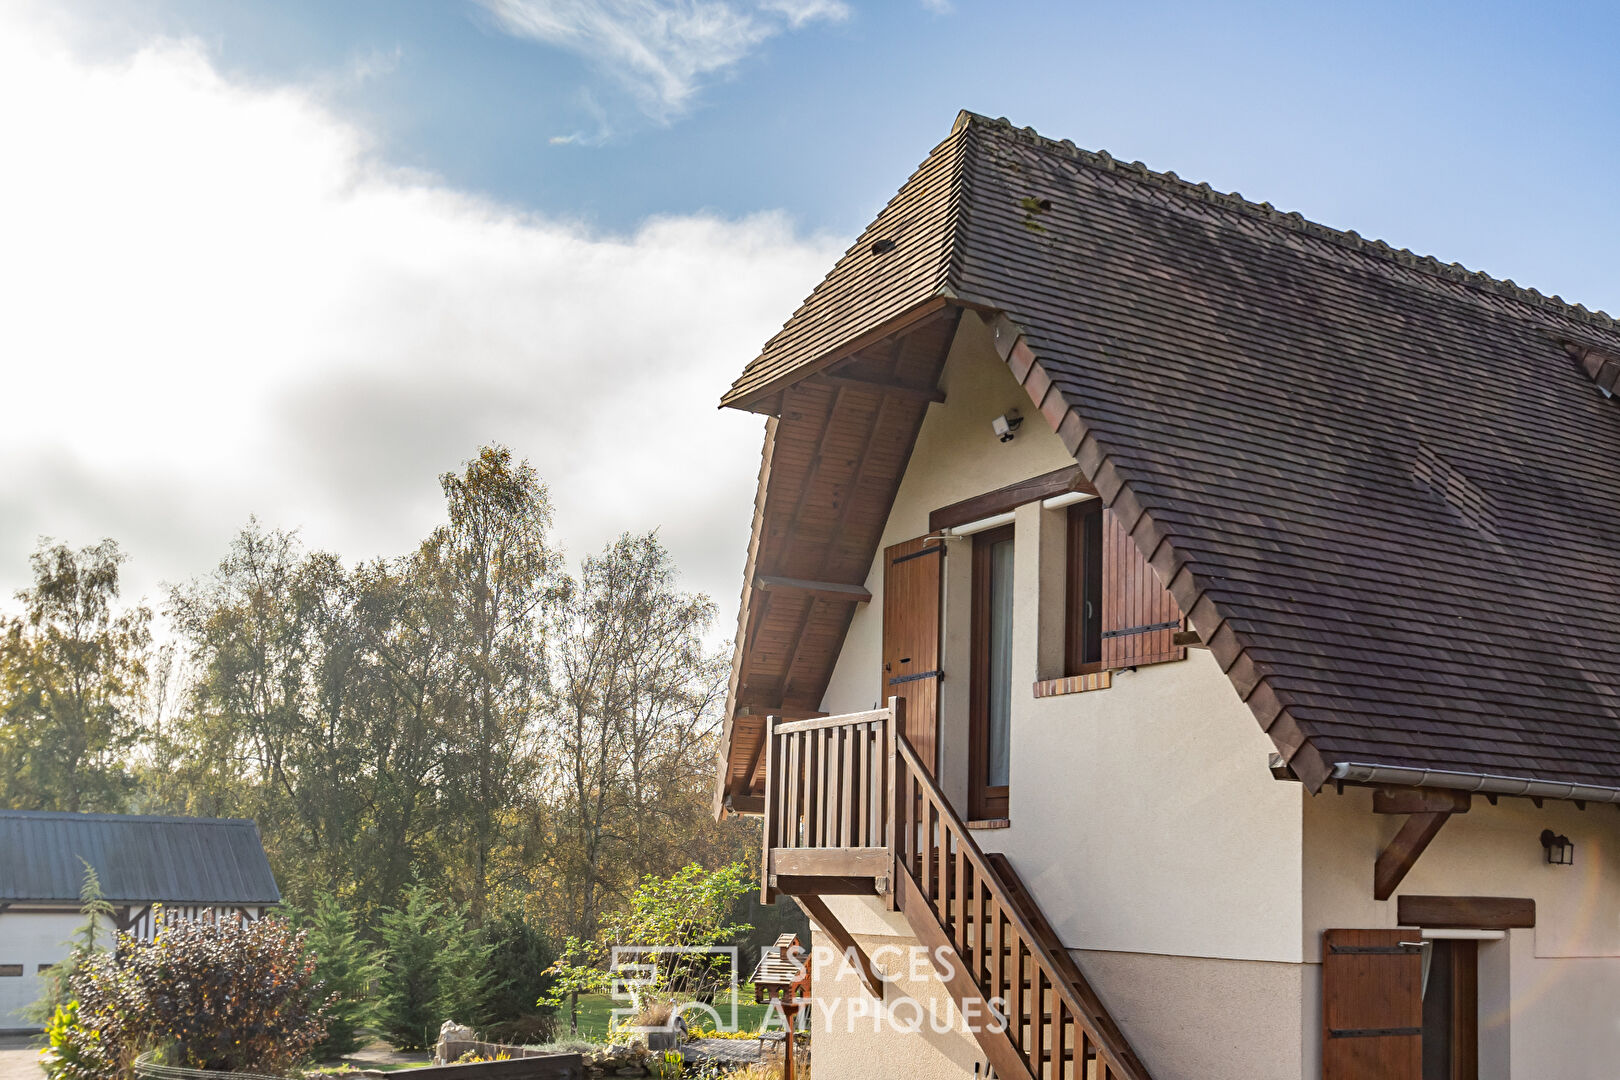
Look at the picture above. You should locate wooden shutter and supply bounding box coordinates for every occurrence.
[883,536,943,776]
[1100,508,1186,668]
[1322,929,1424,1080]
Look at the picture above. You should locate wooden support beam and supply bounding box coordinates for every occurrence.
[796,894,885,999]
[727,793,765,816]
[1397,895,1535,930]
[814,372,945,402]
[772,875,880,896]
[1373,788,1471,815]
[754,575,872,603]
[1375,811,1452,901]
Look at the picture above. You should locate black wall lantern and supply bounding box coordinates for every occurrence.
[1540,829,1574,866]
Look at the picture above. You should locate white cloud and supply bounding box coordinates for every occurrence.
[0,7,840,623]
[475,0,848,121]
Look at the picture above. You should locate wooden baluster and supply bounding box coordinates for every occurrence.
[955,840,969,959]
[1030,967,1045,1080]
[825,725,837,847]
[836,724,850,847]
[786,731,800,847]
[987,895,1004,1021]
[1008,937,1025,1058]
[1053,998,1068,1080]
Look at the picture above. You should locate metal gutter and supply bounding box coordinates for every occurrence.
[1328,761,1620,805]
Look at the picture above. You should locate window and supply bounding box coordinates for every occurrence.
[0,965,22,977]
[971,525,1015,819]
[1065,501,1103,673]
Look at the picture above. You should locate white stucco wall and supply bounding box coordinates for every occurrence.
[0,910,96,1031]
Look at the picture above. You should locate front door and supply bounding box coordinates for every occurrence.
[883,536,943,776]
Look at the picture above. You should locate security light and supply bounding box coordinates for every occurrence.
[991,410,1023,442]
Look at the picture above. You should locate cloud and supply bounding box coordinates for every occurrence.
[0,6,840,624]
[919,0,952,11]
[475,0,848,121]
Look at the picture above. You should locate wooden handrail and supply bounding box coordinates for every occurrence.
[892,731,1152,1080]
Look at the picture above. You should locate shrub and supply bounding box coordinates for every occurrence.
[476,906,557,1043]
[297,894,384,1060]
[377,885,490,1050]
[40,913,330,1080]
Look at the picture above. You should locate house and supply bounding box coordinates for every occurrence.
[0,809,281,1031]
[710,110,1620,1080]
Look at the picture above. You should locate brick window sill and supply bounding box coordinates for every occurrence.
[1032,671,1112,698]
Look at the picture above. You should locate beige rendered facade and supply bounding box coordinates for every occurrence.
[796,317,1620,1079]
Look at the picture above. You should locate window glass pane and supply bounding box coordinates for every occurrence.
[986,537,1014,788]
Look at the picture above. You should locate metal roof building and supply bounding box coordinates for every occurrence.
[0,809,280,905]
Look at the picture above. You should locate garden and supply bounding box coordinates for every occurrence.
[32,864,811,1080]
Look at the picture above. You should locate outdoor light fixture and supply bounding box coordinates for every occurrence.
[1540,829,1574,866]
[991,410,1023,442]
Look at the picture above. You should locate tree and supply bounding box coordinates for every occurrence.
[541,533,743,943]
[541,863,754,1034]
[297,893,384,1059]
[377,885,490,1050]
[477,904,558,1042]
[0,539,151,811]
[433,446,562,915]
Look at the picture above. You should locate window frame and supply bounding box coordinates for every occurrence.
[969,523,1016,821]
[1064,500,1105,676]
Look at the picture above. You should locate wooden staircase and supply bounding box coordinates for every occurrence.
[762,701,1153,1080]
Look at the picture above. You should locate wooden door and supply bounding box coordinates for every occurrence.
[1323,929,1424,1080]
[883,536,943,776]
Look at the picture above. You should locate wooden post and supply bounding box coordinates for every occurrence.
[762,715,778,904]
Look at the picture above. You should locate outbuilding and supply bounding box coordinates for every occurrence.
[0,809,280,1031]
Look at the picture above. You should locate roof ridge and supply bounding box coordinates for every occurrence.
[0,808,258,826]
[956,110,1617,331]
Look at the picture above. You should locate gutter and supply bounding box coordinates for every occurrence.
[1328,761,1620,806]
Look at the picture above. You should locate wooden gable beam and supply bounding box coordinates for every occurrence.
[1373,792,1470,901]
[755,575,872,603]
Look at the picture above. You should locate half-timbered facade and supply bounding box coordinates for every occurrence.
[712,111,1620,1080]
[0,810,280,1031]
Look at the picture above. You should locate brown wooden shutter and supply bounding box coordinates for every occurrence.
[883,536,943,777]
[1099,508,1186,669]
[1322,929,1424,1080]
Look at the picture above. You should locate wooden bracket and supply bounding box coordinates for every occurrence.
[1375,811,1453,901]
[795,894,885,999]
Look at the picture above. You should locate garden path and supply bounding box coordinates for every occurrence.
[0,1036,41,1080]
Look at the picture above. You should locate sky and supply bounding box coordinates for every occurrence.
[4,0,1620,631]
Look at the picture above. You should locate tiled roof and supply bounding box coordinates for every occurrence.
[723,111,1620,794]
[0,810,281,904]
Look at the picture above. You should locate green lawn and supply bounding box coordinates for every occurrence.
[559,985,773,1041]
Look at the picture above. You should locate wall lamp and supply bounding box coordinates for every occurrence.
[1540,829,1574,866]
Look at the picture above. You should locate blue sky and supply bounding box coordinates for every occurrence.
[4,0,1618,619]
[64,0,1620,288]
